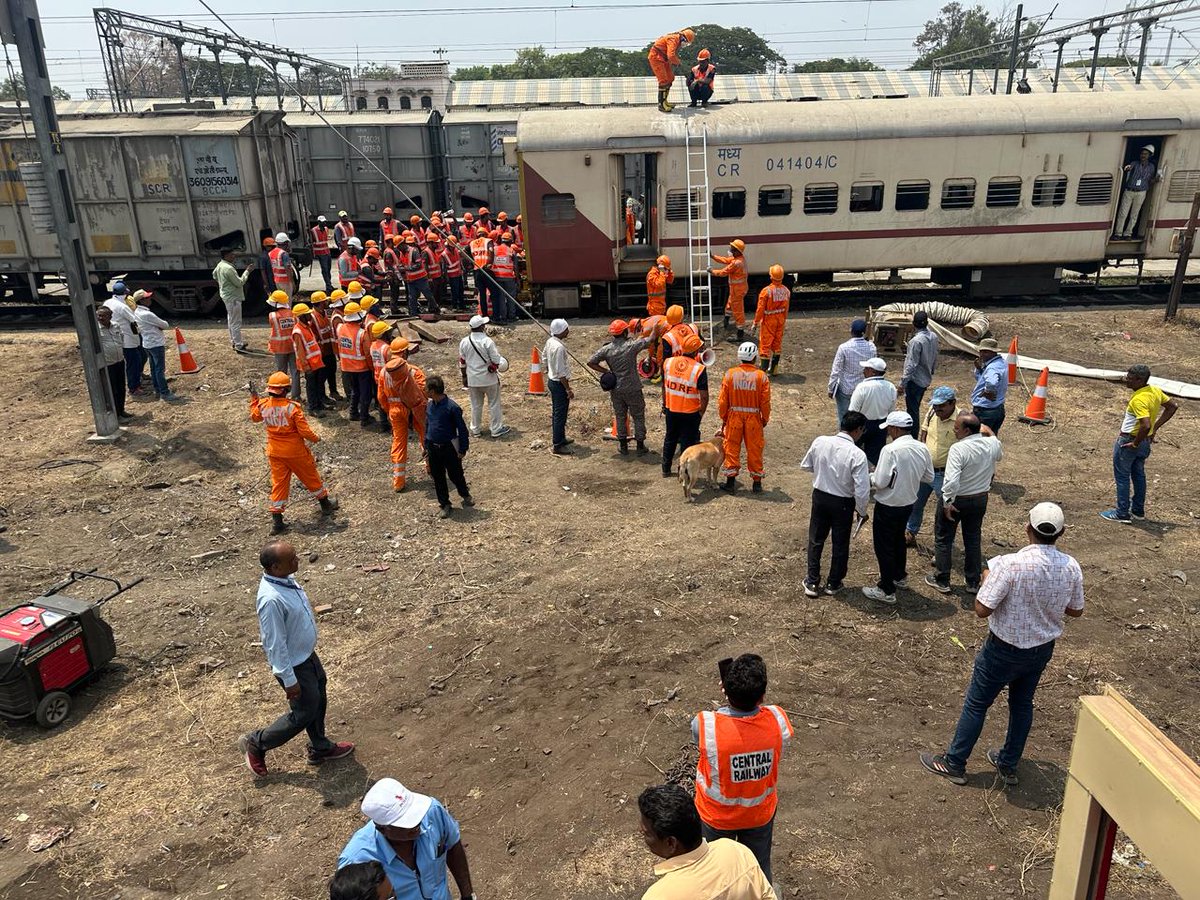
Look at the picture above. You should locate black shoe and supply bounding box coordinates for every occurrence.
[661,469,673,479]
[822,582,842,596]
[348,413,360,421]
[360,416,375,428]
[552,445,574,455]
[636,440,651,455]
[803,580,819,598]
[688,100,698,107]
[986,749,1019,785]
[618,440,629,456]
[924,574,952,594]
[461,496,475,508]
[319,497,338,515]
[439,504,453,519]
[719,476,736,493]
[270,513,288,535]
[561,438,575,446]
[752,479,763,493]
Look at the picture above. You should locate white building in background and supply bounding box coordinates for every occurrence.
[349,61,451,114]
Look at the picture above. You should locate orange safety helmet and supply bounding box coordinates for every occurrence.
[769,264,785,282]
[266,371,292,394]
[681,334,704,355]
[488,229,500,240]
[426,232,441,243]
[608,319,629,336]
[500,232,513,242]
[410,214,422,224]
[390,233,403,245]
[656,255,671,267]
[446,234,458,245]
[478,206,490,216]
[364,239,378,249]
[382,206,394,215]
[366,247,381,259]
[681,28,695,43]
[389,337,410,354]
[405,234,417,244]
[497,211,508,221]
[463,212,474,222]
[698,48,711,60]
[666,305,684,326]
[730,239,745,253]
[262,236,276,248]
[627,317,642,335]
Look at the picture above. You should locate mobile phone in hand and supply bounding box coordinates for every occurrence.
[718,656,733,683]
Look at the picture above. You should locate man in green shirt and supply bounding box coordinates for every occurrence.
[1101,364,1179,523]
[213,247,252,352]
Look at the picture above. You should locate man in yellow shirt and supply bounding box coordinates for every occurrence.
[906,385,961,545]
[1101,364,1178,523]
[637,784,775,900]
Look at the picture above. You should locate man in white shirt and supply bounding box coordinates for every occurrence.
[927,413,1002,595]
[457,315,509,438]
[921,502,1083,786]
[800,411,870,598]
[543,318,574,455]
[848,356,897,466]
[864,411,934,605]
[827,318,876,423]
[132,290,182,402]
[102,280,145,395]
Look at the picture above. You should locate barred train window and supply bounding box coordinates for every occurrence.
[941,178,976,210]
[665,189,700,221]
[713,188,746,219]
[1076,174,1113,205]
[895,180,930,211]
[1168,170,1200,203]
[986,177,1022,208]
[1032,175,1067,207]
[758,186,792,217]
[850,181,884,213]
[804,183,838,215]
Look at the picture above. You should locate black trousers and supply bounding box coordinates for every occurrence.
[249,652,334,756]
[348,370,374,421]
[934,492,989,588]
[807,488,855,588]
[661,410,702,473]
[549,379,570,448]
[105,360,127,417]
[321,349,342,398]
[447,275,465,309]
[304,370,327,412]
[689,82,714,103]
[428,441,471,507]
[701,816,774,883]
[872,501,914,593]
[860,418,887,466]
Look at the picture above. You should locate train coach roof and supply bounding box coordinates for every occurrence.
[516,90,1200,151]
[0,112,276,138]
[285,111,436,127]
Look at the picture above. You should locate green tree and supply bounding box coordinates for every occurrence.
[1064,55,1131,68]
[910,2,1004,70]
[0,78,70,101]
[793,56,881,73]
[356,63,401,79]
[667,24,785,74]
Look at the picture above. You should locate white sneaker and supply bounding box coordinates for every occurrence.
[862,586,897,605]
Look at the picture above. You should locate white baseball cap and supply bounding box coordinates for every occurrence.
[317,214,327,222]
[362,778,432,829]
[469,315,489,329]
[550,318,568,336]
[1029,502,1065,536]
[864,357,887,372]
[881,410,913,429]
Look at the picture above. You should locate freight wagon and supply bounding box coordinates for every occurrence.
[442,109,520,216]
[0,110,305,315]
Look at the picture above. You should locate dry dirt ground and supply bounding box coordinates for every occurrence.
[0,302,1197,900]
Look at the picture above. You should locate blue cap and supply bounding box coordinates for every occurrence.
[112,280,127,294]
[850,318,866,335]
[930,385,956,404]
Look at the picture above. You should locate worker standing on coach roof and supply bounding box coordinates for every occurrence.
[647,255,674,318]
[267,290,301,401]
[692,653,792,885]
[718,341,770,495]
[589,319,655,457]
[269,232,296,302]
[648,27,695,112]
[687,49,717,107]
[249,373,339,535]
[310,216,335,293]
[660,333,710,474]
[752,264,789,375]
[711,240,747,341]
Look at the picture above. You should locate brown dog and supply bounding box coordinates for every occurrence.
[679,438,725,502]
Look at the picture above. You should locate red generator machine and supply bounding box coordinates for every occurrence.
[0,571,142,728]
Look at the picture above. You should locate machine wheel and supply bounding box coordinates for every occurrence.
[34,691,71,728]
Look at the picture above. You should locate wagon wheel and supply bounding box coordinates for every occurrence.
[34,691,71,728]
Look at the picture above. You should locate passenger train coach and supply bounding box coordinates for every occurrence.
[514,91,1200,310]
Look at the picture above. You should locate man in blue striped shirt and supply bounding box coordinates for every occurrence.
[827,319,877,424]
[239,540,354,777]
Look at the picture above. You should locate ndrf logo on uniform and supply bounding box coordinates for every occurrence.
[729,749,774,782]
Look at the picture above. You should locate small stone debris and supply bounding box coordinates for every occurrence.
[1169,570,1188,585]
[27,826,71,852]
[313,604,334,614]
[141,481,171,490]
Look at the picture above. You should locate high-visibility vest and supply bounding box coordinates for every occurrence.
[379,361,426,410]
[383,247,401,275]
[492,244,515,279]
[370,338,390,374]
[310,225,333,256]
[720,364,769,419]
[662,323,694,358]
[269,246,291,287]
[292,321,324,372]
[691,63,715,85]
[758,284,790,319]
[441,247,463,278]
[380,218,400,241]
[268,310,296,354]
[424,246,443,279]
[402,247,427,282]
[334,221,355,249]
[356,262,378,287]
[458,224,476,244]
[470,236,492,270]
[336,322,370,372]
[311,308,335,348]
[694,705,792,830]
[337,251,358,287]
[663,356,704,413]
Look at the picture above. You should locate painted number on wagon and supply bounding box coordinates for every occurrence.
[766,154,838,172]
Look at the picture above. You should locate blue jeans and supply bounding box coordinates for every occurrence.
[904,381,926,436]
[833,389,852,425]
[124,346,145,391]
[906,470,944,535]
[945,634,1055,771]
[146,345,169,397]
[1113,436,1151,517]
[548,379,570,448]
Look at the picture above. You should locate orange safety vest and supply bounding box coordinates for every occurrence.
[380,218,400,241]
[470,236,492,270]
[312,308,335,349]
[334,220,355,249]
[268,309,296,354]
[694,705,793,830]
[719,364,770,421]
[424,246,443,279]
[458,224,476,244]
[663,356,704,413]
[383,247,401,275]
[370,338,390,374]
[337,251,358,288]
[310,225,332,256]
[493,244,516,279]
[397,247,424,282]
[250,395,319,458]
[291,320,324,372]
[756,284,790,323]
[269,246,291,287]
[336,322,371,372]
[691,63,715,85]
[441,247,463,278]
[662,323,695,358]
[379,360,426,410]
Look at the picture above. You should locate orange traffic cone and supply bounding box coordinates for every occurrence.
[527,346,547,395]
[1019,367,1050,424]
[1006,337,1019,386]
[175,328,204,374]
[602,414,632,441]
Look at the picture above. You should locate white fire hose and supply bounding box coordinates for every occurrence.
[873,301,990,341]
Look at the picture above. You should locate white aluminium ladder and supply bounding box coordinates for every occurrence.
[684,124,714,346]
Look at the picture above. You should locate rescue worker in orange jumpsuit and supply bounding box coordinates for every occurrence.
[250,371,338,535]
[267,290,301,401]
[753,264,790,376]
[648,28,695,112]
[646,255,673,317]
[719,340,771,494]
[660,333,709,476]
[290,302,328,414]
[687,48,716,107]
[710,239,748,340]
[336,301,374,427]
[639,314,670,380]
[377,338,428,492]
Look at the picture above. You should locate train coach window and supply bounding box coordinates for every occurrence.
[542,193,576,225]
[986,177,1022,208]
[1167,170,1200,202]
[803,183,838,215]
[895,180,930,211]
[941,178,976,210]
[666,188,700,221]
[713,188,746,219]
[1076,173,1114,205]
[850,182,884,213]
[1032,175,1067,207]
[758,186,792,217]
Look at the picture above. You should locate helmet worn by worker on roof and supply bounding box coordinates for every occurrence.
[682,334,704,355]
[291,303,312,316]
[738,341,759,363]
[266,371,292,394]
[657,255,671,268]
[390,337,410,353]
[698,48,711,60]
[730,239,745,253]
[370,321,391,339]
[310,291,327,304]
[275,232,290,244]
[681,28,695,43]
[608,319,628,336]
[666,305,684,325]
[769,264,785,282]
[270,290,289,306]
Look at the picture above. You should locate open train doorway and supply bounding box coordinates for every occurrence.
[1112,134,1166,244]
[617,153,658,262]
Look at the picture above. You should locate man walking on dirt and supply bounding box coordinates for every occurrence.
[239,539,354,778]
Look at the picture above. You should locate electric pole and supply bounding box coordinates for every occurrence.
[2,0,119,441]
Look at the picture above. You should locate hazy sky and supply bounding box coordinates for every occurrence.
[40,0,1158,98]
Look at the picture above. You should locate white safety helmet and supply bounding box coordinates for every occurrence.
[347,236,363,249]
[274,231,291,244]
[737,341,759,363]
